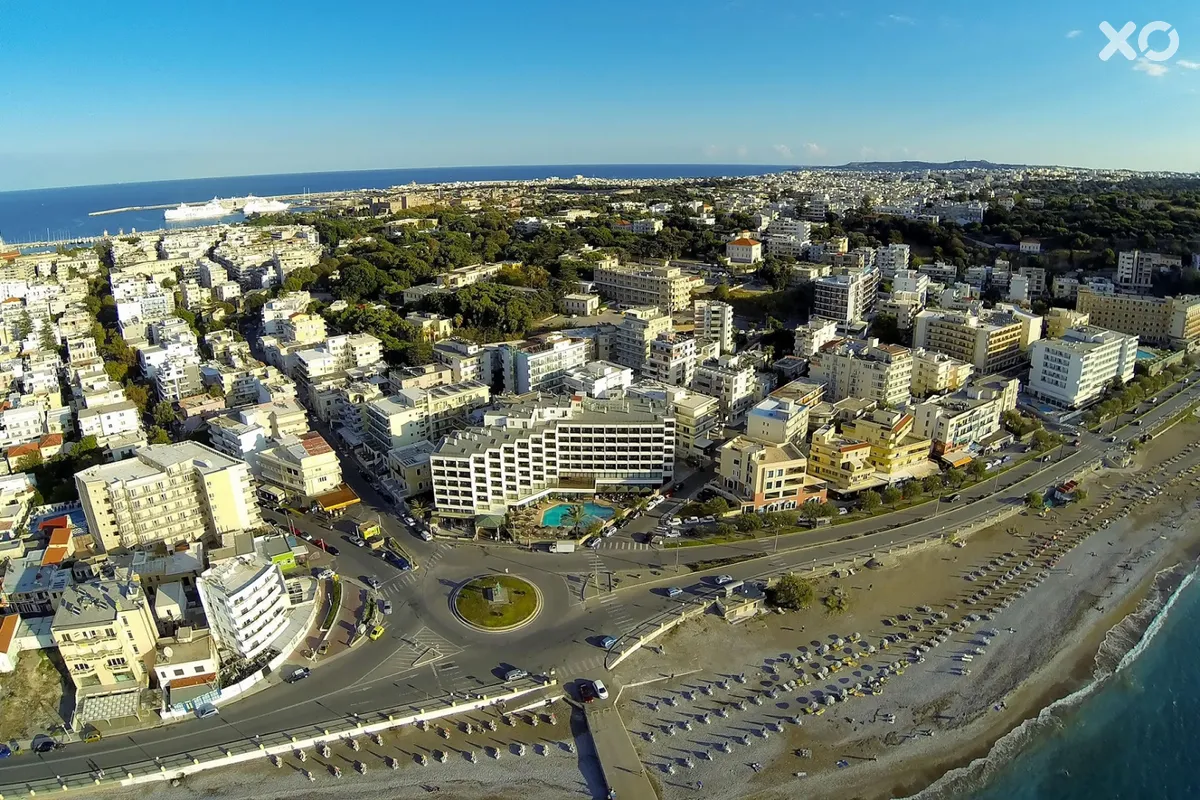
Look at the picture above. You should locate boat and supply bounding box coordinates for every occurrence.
[243,196,291,216]
[165,198,231,222]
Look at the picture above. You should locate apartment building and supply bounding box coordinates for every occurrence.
[692,354,762,422]
[562,293,600,317]
[626,382,721,458]
[207,399,309,459]
[1044,308,1091,339]
[77,400,141,443]
[256,432,344,500]
[808,338,913,408]
[562,361,633,399]
[365,380,491,453]
[841,408,933,477]
[912,376,1020,455]
[501,334,592,394]
[892,269,930,304]
[280,313,327,346]
[197,553,290,661]
[910,349,973,398]
[644,333,699,387]
[261,292,312,336]
[877,291,924,330]
[875,243,911,276]
[794,317,839,358]
[431,395,675,517]
[433,338,494,384]
[52,570,158,702]
[1017,266,1047,295]
[813,270,874,322]
[592,263,699,312]
[1076,288,1200,348]
[611,307,673,371]
[912,306,1043,372]
[1116,251,1181,291]
[806,425,875,492]
[76,442,262,553]
[612,219,663,235]
[717,436,825,512]
[693,299,735,355]
[745,395,810,446]
[1027,326,1138,409]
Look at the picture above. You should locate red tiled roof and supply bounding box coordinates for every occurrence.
[299,431,332,457]
[39,516,70,532]
[6,442,37,459]
[40,434,63,447]
[729,238,760,246]
[167,672,217,690]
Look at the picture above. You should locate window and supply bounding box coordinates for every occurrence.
[173,668,185,676]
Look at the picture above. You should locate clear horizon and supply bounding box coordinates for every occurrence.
[3,0,1199,191]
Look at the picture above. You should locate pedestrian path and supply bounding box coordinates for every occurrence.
[586,704,658,800]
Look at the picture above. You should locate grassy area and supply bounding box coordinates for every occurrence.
[0,651,65,740]
[454,575,540,629]
[321,577,342,631]
[687,554,764,573]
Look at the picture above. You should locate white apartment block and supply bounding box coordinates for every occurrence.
[365,381,491,453]
[912,306,1043,373]
[431,395,675,517]
[501,334,591,394]
[1117,251,1181,292]
[76,442,262,553]
[613,219,663,235]
[725,237,762,265]
[910,349,973,398]
[645,333,698,387]
[433,339,493,384]
[562,361,633,399]
[813,266,879,322]
[808,338,913,408]
[261,292,312,336]
[766,217,812,241]
[913,376,1019,455]
[593,263,698,312]
[1052,275,1080,300]
[76,401,141,442]
[256,432,344,499]
[207,398,310,459]
[892,269,930,304]
[612,307,673,371]
[197,554,290,661]
[692,354,761,423]
[745,395,810,446]
[1027,326,1138,409]
[794,317,839,358]
[693,299,735,355]
[876,244,911,276]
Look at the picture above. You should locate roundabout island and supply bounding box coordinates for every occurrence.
[452,574,542,632]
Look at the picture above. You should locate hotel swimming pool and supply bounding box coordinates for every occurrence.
[541,502,615,527]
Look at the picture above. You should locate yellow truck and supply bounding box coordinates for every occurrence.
[357,520,384,550]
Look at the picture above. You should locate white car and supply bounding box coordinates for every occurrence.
[316,568,334,580]
[419,530,433,542]
[715,574,735,586]
[685,516,700,525]
[664,529,682,538]
[591,679,609,700]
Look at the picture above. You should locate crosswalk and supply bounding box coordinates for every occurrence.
[378,544,450,592]
[557,652,607,680]
[597,592,637,633]
[597,539,654,551]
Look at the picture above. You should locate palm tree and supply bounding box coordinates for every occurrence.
[408,500,427,521]
[564,503,587,535]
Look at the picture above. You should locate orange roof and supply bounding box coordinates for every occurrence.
[6,442,37,459]
[314,484,360,512]
[729,238,760,246]
[0,614,19,653]
[167,672,217,690]
[299,431,332,457]
[1,298,21,305]
[39,516,70,532]
[41,546,69,567]
[40,434,63,448]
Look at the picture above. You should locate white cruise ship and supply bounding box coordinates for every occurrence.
[242,196,291,216]
[164,198,231,222]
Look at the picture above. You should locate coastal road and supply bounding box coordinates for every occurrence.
[3,375,1194,790]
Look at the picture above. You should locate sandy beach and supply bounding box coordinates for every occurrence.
[61,419,1200,800]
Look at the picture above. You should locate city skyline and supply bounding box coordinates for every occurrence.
[2,0,1200,190]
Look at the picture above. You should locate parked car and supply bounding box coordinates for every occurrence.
[684,516,699,525]
[315,568,334,580]
[591,679,609,700]
[579,682,597,702]
[418,530,434,542]
[587,537,602,549]
[368,625,386,641]
[837,507,849,516]
[379,600,393,615]
[348,536,366,548]
[364,575,381,589]
[664,529,682,538]
[666,586,683,598]
[504,668,529,682]
[286,667,311,683]
[599,635,617,649]
[403,516,417,526]
[388,554,411,571]
[195,705,220,719]
[0,743,12,758]
[81,727,102,744]
[945,493,961,502]
[31,736,61,753]
[715,574,734,586]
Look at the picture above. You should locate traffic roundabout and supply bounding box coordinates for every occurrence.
[451,574,543,633]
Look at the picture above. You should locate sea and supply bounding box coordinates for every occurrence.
[0,164,791,246]
[912,564,1200,800]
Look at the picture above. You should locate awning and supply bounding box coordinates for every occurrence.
[939,451,973,469]
[313,484,360,513]
[475,514,505,530]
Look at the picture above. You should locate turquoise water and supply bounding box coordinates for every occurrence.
[962,569,1200,800]
[1137,349,1158,360]
[541,502,615,527]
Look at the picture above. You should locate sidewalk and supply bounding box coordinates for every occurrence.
[585,703,658,799]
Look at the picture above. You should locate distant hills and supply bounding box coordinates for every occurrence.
[829,159,1027,171]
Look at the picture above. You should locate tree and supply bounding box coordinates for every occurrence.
[104,361,129,382]
[124,383,150,415]
[901,481,922,501]
[968,459,989,481]
[148,427,171,445]
[1026,491,1044,509]
[564,503,587,534]
[859,490,883,513]
[207,383,225,399]
[38,323,57,352]
[868,313,904,346]
[15,310,32,339]
[14,451,43,473]
[1074,487,1088,503]
[408,500,428,521]
[152,401,177,429]
[946,468,966,488]
[769,574,815,610]
[882,486,902,508]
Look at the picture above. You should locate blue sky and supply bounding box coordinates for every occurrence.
[1,0,1198,189]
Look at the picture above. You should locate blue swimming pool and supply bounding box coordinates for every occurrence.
[541,502,615,527]
[1136,348,1158,360]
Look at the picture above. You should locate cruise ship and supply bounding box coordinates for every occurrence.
[164,198,231,222]
[242,196,291,216]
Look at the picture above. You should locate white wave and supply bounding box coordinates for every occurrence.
[903,565,1198,800]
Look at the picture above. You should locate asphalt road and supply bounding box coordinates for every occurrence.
[2,373,1195,788]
